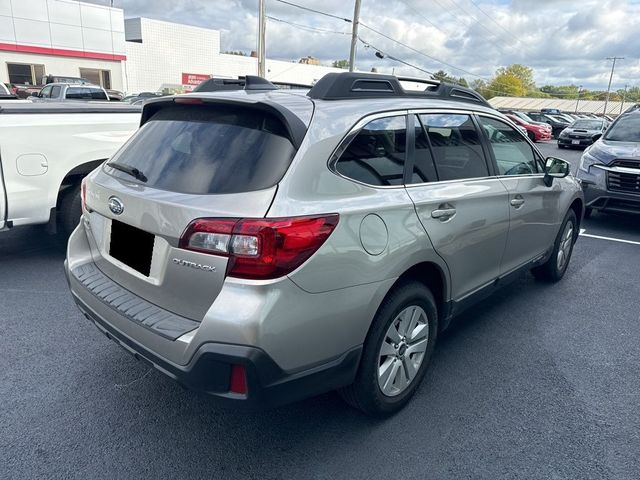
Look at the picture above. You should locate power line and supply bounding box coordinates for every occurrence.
[395,0,497,64]
[272,0,351,23]
[358,37,434,76]
[467,0,523,46]
[359,22,486,79]
[266,15,350,35]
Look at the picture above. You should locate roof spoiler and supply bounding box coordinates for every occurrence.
[192,75,278,93]
[307,72,491,107]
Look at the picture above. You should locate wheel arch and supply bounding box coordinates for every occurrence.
[56,159,105,207]
[569,197,584,233]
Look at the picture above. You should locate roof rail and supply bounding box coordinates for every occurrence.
[192,75,278,93]
[307,72,491,107]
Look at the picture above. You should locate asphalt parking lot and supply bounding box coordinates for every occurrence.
[2,141,639,479]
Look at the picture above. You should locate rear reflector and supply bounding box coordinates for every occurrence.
[229,364,247,395]
[179,214,339,280]
[81,178,87,212]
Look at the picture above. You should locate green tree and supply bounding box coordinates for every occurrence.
[431,70,468,87]
[496,64,536,92]
[332,59,349,69]
[487,73,526,98]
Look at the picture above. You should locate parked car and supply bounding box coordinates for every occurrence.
[557,118,608,149]
[0,102,141,234]
[527,112,570,138]
[106,89,124,101]
[65,73,583,415]
[31,83,110,102]
[0,83,18,99]
[122,92,168,104]
[505,114,552,142]
[576,111,640,217]
[13,84,41,98]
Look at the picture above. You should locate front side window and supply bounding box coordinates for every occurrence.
[50,86,61,98]
[419,113,489,181]
[39,85,52,98]
[478,116,542,176]
[335,116,407,186]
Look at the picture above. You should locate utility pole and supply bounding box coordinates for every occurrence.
[604,56,624,116]
[620,84,629,115]
[348,0,362,72]
[575,85,582,114]
[257,0,266,77]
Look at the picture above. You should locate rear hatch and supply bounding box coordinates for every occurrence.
[83,93,312,321]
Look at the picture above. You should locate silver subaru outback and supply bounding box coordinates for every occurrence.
[65,73,584,416]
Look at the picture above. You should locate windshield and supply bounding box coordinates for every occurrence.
[571,119,603,130]
[514,112,534,123]
[105,104,297,194]
[603,115,640,142]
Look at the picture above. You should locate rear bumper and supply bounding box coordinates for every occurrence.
[67,261,361,408]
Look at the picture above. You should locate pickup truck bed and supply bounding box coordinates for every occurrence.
[0,101,141,232]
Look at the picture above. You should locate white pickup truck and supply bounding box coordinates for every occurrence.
[0,102,141,234]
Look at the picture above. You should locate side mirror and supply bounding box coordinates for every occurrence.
[592,133,602,142]
[543,157,570,187]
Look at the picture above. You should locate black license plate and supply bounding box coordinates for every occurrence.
[109,220,155,276]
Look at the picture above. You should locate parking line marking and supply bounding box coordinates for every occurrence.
[579,229,640,246]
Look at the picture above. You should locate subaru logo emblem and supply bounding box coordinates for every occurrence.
[108,196,124,215]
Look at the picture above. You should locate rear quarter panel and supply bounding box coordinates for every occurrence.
[0,111,139,226]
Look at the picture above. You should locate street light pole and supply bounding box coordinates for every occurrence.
[620,84,629,115]
[604,56,624,116]
[575,85,582,114]
[348,0,362,72]
[257,0,266,77]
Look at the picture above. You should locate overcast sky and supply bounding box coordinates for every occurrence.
[103,0,640,89]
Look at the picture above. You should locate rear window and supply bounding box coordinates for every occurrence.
[66,87,107,100]
[105,104,297,194]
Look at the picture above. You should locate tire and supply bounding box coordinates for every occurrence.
[532,209,577,282]
[339,281,438,416]
[584,207,593,219]
[558,144,566,149]
[59,184,82,236]
[527,131,536,142]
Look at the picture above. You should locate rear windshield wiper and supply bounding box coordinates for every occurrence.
[108,162,147,182]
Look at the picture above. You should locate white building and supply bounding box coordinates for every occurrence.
[122,17,345,94]
[0,0,126,90]
[1,0,347,94]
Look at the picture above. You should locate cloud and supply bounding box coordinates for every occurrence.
[95,0,640,89]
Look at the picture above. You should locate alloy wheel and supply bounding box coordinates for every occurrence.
[378,305,429,397]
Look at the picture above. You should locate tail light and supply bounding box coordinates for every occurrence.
[179,214,339,280]
[81,178,87,211]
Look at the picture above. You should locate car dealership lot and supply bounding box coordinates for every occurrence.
[2,144,639,479]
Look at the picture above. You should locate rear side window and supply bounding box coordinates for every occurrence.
[419,114,489,181]
[66,87,91,99]
[335,116,406,186]
[105,104,297,195]
[90,88,107,100]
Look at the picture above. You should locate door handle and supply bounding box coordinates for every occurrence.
[510,196,525,208]
[431,208,457,220]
